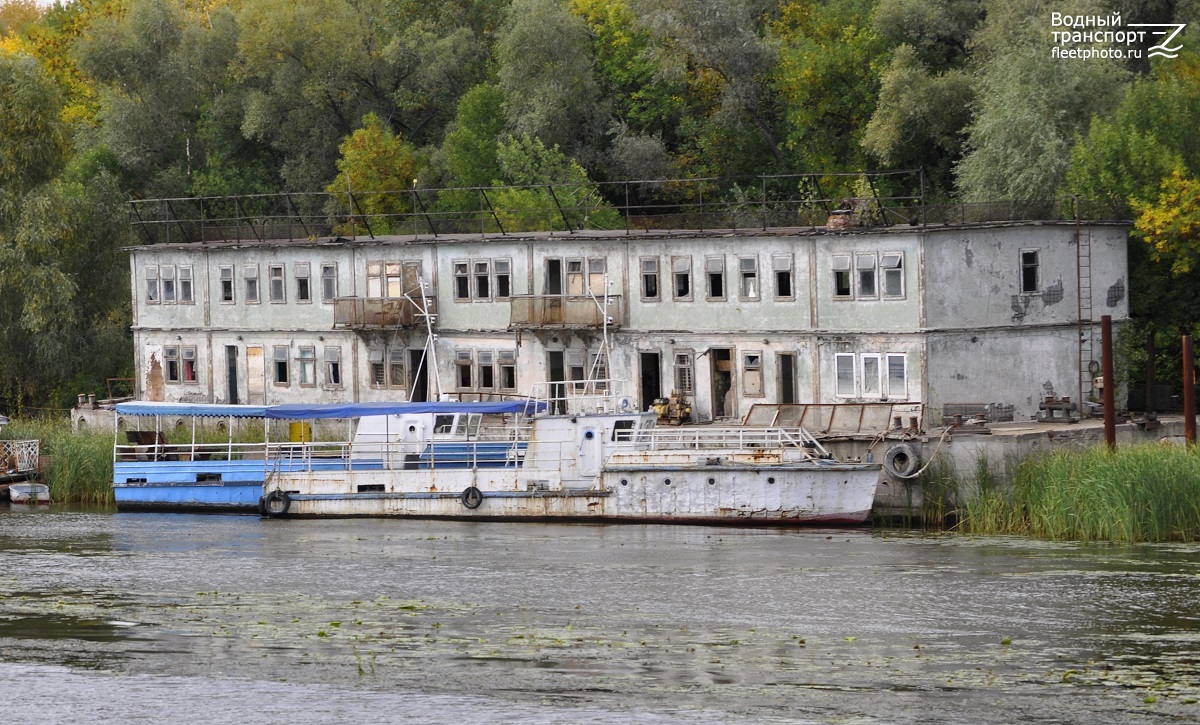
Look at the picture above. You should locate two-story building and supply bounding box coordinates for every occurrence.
[127,217,1128,426]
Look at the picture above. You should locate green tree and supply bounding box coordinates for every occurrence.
[489,133,621,231]
[0,51,69,213]
[440,83,506,188]
[327,113,423,236]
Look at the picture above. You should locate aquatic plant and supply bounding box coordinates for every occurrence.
[961,442,1200,543]
[2,416,114,505]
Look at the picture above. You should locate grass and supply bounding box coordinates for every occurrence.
[3,417,114,505]
[960,442,1200,543]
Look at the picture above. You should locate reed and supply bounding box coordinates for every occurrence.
[960,443,1200,543]
[3,417,114,505]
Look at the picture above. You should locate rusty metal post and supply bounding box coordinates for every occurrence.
[1102,315,1116,450]
[1185,335,1196,445]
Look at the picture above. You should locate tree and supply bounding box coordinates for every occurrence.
[326,113,424,235]
[440,83,506,188]
[1134,170,1200,275]
[488,133,622,231]
[0,52,69,208]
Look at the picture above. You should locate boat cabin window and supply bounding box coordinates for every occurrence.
[451,413,483,438]
[434,415,455,434]
[612,419,635,441]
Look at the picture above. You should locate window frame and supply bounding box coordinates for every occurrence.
[178,266,193,304]
[473,259,491,300]
[880,252,905,299]
[705,255,726,300]
[742,350,764,397]
[834,353,856,397]
[298,346,316,387]
[886,353,907,399]
[163,345,180,383]
[219,265,235,304]
[294,263,312,304]
[673,350,695,394]
[672,256,692,300]
[453,261,470,301]
[366,262,384,299]
[161,265,176,304]
[855,253,878,299]
[640,257,660,300]
[273,345,290,386]
[1020,248,1040,294]
[324,346,342,388]
[832,255,852,299]
[145,265,161,304]
[494,259,512,299]
[321,263,338,303]
[244,264,260,304]
[738,256,759,300]
[498,351,517,392]
[772,254,794,299]
[268,265,286,303]
[860,353,883,398]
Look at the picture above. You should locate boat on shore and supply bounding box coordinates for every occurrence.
[257,383,880,525]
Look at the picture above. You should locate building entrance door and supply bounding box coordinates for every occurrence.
[246,346,265,404]
[409,349,428,402]
[710,347,734,418]
[226,346,239,404]
[639,352,661,410]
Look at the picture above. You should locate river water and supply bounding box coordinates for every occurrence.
[2,508,1200,724]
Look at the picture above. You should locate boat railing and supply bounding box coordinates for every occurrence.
[265,438,530,472]
[2,439,40,473]
[114,439,270,463]
[633,426,831,459]
[524,379,636,416]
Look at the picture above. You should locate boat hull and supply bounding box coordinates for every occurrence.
[266,463,880,525]
[9,482,50,504]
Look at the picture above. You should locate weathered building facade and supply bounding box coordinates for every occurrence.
[127,221,1128,425]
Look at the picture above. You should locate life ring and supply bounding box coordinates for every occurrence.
[262,489,291,517]
[882,443,921,479]
[461,486,483,509]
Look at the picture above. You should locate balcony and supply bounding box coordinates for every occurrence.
[333,297,436,330]
[509,295,623,330]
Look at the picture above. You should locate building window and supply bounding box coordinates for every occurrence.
[545,258,563,295]
[454,262,470,300]
[321,264,337,302]
[1021,249,1039,293]
[220,266,235,303]
[181,346,197,383]
[499,351,517,391]
[145,266,160,303]
[474,260,491,299]
[641,258,659,300]
[881,253,904,298]
[269,265,285,303]
[163,345,179,382]
[478,351,495,390]
[456,351,473,390]
[161,266,176,303]
[367,262,383,298]
[385,263,403,298]
[495,259,511,299]
[674,352,694,393]
[566,258,585,295]
[567,349,586,384]
[295,263,311,303]
[672,257,691,299]
[388,349,405,388]
[861,354,881,397]
[739,256,759,300]
[832,255,851,298]
[773,255,793,298]
[369,348,385,387]
[588,352,608,388]
[706,256,725,299]
[298,346,316,387]
[273,346,289,385]
[179,266,193,304]
[324,346,342,388]
[856,254,877,298]
[244,264,260,304]
[588,257,607,294]
[835,353,856,397]
[743,352,763,396]
[886,353,907,398]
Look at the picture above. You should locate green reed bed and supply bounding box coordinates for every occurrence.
[3,417,114,505]
[961,443,1200,542]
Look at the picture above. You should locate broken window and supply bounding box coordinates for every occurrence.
[295,263,311,303]
[478,351,495,389]
[181,346,197,383]
[739,257,759,299]
[835,353,855,397]
[273,346,289,385]
[743,352,763,396]
[567,350,586,386]
[163,345,179,383]
[588,257,607,294]
[588,352,608,389]
[545,258,563,295]
[856,254,877,298]
[179,267,193,304]
[672,256,691,299]
[832,256,851,298]
[773,255,793,298]
[146,266,160,303]
[566,258,585,295]
[269,265,285,303]
[499,351,517,391]
[161,266,176,303]
[474,260,491,299]
[886,353,907,398]
[388,349,405,388]
[641,257,659,300]
[494,259,511,299]
[220,266,234,303]
[455,350,473,389]
[321,264,337,302]
[861,354,881,397]
[324,347,342,388]
[297,347,316,386]
[366,262,383,298]
[1021,249,1039,293]
[244,264,260,303]
[369,348,385,387]
[674,352,694,393]
[881,253,904,297]
[454,261,470,300]
[383,263,402,299]
[706,256,725,299]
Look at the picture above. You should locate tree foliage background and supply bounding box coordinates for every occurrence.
[0,0,1198,410]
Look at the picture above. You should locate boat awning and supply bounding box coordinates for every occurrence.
[263,400,545,420]
[115,402,272,418]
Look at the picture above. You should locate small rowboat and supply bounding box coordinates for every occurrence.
[9,482,50,504]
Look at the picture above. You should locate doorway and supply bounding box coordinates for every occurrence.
[778,352,797,405]
[639,352,661,410]
[246,345,265,404]
[548,350,566,414]
[710,347,734,418]
[225,346,239,404]
[408,348,428,402]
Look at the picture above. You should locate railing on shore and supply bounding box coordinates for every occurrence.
[2,439,40,473]
[126,171,1130,246]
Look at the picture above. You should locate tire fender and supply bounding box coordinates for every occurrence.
[882,443,921,479]
[262,489,291,517]
[461,486,483,509]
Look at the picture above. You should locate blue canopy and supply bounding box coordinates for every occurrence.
[116,402,271,418]
[263,400,544,420]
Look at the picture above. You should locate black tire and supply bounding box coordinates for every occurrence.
[461,486,483,509]
[262,489,291,517]
[882,443,921,479]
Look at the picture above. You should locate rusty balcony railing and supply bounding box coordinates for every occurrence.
[333,297,436,330]
[509,295,623,329]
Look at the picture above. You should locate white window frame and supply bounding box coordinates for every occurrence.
[269,265,286,303]
[295,263,312,304]
[834,353,856,397]
[772,254,794,299]
[738,256,759,300]
[742,351,763,397]
[219,265,235,304]
[163,345,179,383]
[672,256,692,300]
[832,255,852,299]
[705,255,725,300]
[385,262,403,299]
[640,257,660,300]
[244,264,260,304]
[494,259,512,299]
[161,265,176,304]
[179,266,193,304]
[321,263,338,302]
[453,261,470,301]
[474,260,491,299]
[886,353,907,399]
[298,346,316,387]
[324,346,342,388]
[881,252,904,298]
[498,351,517,392]
[273,345,289,385]
[674,351,694,394]
[860,353,882,398]
[181,345,198,384]
[145,265,160,304]
[367,262,384,299]
[856,254,877,299]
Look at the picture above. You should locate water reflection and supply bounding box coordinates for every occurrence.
[2,507,1200,723]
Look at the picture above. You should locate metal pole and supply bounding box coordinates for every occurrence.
[1184,334,1196,445]
[1102,315,1116,450]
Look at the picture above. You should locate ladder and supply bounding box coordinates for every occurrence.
[1076,213,1094,408]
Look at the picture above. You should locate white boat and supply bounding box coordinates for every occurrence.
[9,482,50,504]
[258,382,881,525]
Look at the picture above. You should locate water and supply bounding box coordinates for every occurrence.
[2,508,1200,724]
